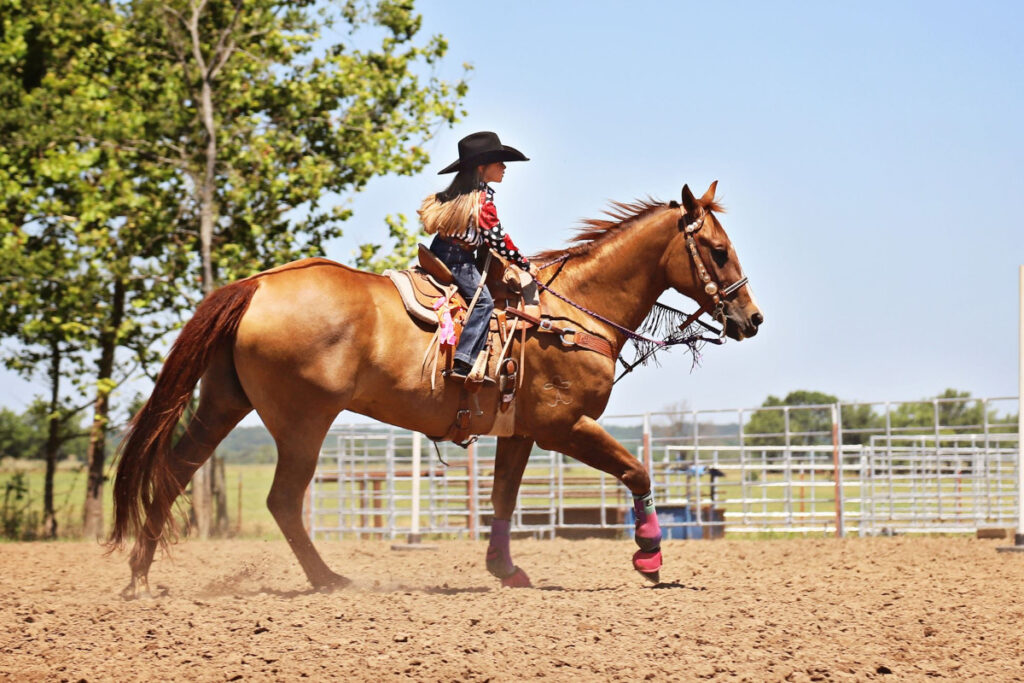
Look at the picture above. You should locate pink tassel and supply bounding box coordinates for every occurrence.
[433,296,457,345]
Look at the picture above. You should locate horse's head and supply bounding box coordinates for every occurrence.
[663,181,763,340]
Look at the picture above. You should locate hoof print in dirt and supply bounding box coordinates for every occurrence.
[315,575,353,593]
[638,570,661,585]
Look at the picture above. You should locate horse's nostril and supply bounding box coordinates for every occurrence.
[751,312,764,327]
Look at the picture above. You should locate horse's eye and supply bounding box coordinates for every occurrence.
[711,248,728,269]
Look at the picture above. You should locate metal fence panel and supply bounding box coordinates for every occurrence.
[309,396,1020,539]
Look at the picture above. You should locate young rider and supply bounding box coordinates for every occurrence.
[418,131,538,377]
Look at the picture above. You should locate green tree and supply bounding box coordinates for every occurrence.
[2,0,468,538]
[743,391,883,448]
[0,219,99,537]
[0,0,185,538]
[745,391,841,447]
[126,0,467,535]
[0,402,81,461]
[889,389,998,433]
[123,0,468,287]
[0,407,40,460]
[837,402,882,445]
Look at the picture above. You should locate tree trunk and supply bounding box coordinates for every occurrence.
[82,279,125,540]
[191,464,212,538]
[189,63,220,539]
[186,7,235,539]
[43,339,61,539]
[213,454,229,535]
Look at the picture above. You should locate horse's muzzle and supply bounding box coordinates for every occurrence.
[724,308,762,340]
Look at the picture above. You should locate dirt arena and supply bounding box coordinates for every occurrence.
[2,536,1024,681]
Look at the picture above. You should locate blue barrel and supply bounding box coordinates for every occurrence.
[625,505,702,540]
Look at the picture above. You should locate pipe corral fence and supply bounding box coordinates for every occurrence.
[307,396,1020,540]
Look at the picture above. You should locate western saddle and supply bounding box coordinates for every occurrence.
[383,245,614,445]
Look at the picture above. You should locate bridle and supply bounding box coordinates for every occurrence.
[677,206,748,336]
[528,202,751,366]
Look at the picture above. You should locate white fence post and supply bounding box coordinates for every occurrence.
[1016,265,1024,546]
[410,431,421,544]
[642,412,653,478]
[832,404,845,537]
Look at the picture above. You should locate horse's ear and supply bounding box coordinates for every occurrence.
[700,180,718,205]
[681,184,698,212]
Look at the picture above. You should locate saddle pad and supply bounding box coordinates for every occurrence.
[384,268,464,325]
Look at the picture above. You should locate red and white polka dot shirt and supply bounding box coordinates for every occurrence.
[448,184,530,269]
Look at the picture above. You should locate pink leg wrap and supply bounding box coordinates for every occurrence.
[633,492,662,552]
[632,492,663,582]
[486,518,516,579]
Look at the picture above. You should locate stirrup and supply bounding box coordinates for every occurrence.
[443,368,470,381]
[442,366,494,383]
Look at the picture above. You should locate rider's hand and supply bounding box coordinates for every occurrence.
[528,263,539,279]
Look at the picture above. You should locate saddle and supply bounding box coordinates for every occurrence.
[384,245,541,326]
[384,245,614,445]
[385,260,461,326]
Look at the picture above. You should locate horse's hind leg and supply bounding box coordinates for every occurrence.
[265,416,350,590]
[125,348,252,598]
[487,436,534,587]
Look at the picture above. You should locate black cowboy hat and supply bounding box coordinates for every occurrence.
[438,131,529,174]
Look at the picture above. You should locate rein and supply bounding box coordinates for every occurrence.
[534,279,671,350]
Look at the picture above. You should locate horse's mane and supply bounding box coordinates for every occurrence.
[532,195,726,264]
[532,198,665,263]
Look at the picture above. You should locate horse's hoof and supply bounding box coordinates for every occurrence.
[632,549,662,584]
[314,573,352,592]
[120,577,151,601]
[486,549,515,580]
[500,566,532,588]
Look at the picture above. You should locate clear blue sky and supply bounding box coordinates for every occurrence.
[2,1,1022,418]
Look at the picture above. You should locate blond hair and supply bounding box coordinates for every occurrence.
[418,189,481,237]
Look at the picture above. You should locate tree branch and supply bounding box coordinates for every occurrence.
[187,0,210,79]
[208,4,245,81]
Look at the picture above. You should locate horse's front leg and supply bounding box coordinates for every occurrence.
[487,435,535,588]
[544,416,663,583]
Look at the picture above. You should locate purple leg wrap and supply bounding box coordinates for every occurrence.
[633,492,662,552]
[486,518,516,579]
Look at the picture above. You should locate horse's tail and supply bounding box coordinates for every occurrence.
[107,277,260,551]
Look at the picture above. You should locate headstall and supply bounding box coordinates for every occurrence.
[677,207,748,335]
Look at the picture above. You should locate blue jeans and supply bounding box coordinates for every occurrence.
[430,236,494,365]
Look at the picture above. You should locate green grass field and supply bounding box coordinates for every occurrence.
[0,461,280,541]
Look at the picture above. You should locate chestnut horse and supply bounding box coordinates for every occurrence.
[109,181,762,596]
